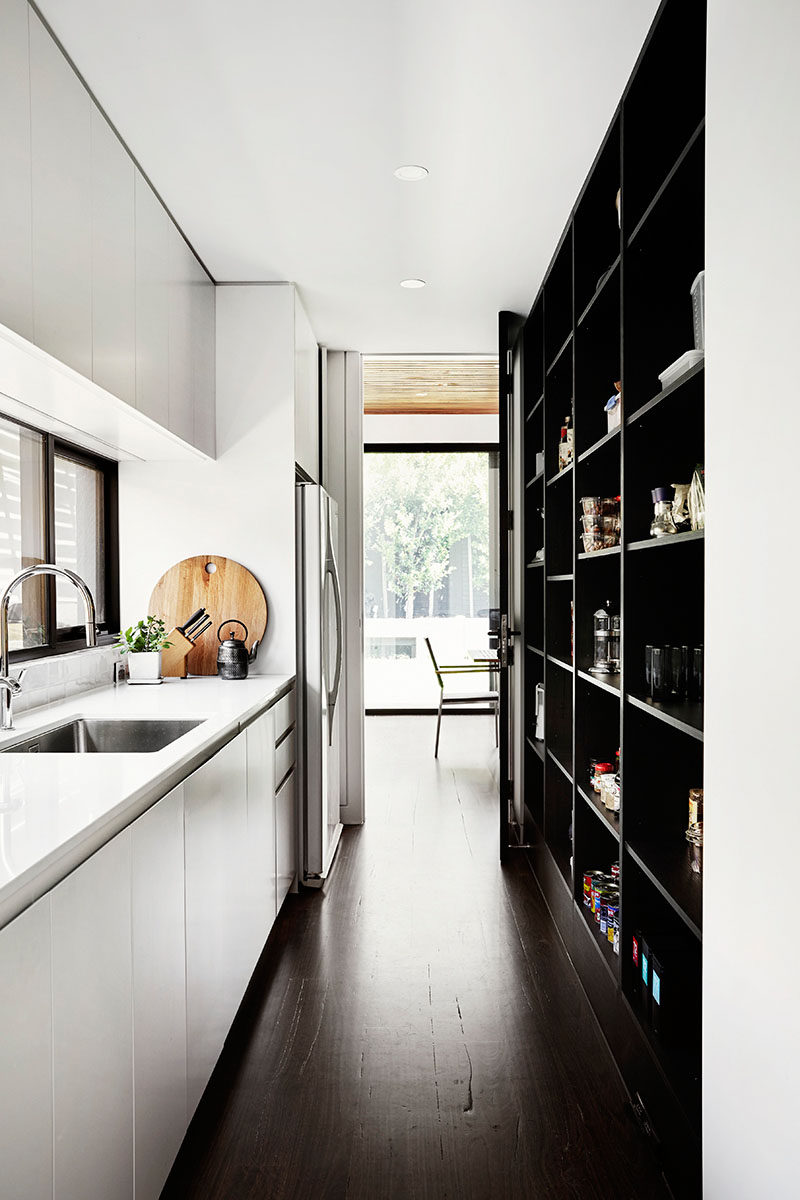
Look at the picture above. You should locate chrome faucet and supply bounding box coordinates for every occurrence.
[0,565,97,732]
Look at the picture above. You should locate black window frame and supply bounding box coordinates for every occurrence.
[4,414,119,665]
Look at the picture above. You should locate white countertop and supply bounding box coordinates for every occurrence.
[0,673,294,931]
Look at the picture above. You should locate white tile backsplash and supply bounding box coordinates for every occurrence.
[14,646,121,714]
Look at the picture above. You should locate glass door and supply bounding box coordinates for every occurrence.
[363,448,498,711]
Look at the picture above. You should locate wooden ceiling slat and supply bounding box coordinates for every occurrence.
[363,355,499,415]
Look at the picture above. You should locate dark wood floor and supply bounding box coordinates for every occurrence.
[162,715,669,1199]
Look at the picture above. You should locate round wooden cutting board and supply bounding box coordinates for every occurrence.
[148,554,268,676]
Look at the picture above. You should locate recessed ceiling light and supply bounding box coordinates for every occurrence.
[394,164,429,182]
[400,278,426,289]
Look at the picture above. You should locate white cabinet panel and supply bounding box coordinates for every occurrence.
[91,104,136,406]
[51,829,133,1200]
[190,254,216,456]
[246,709,277,964]
[29,12,92,377]
[294,290,319,480]
[273,686,296,741]
[184,734,249,1116]
[0,896,53,1198]
[135,170,170,425]
[275,726,296,785]
[276,768,297,909]
[168,226,194,444]
[132,785,187,1200]
[0,0,33,339]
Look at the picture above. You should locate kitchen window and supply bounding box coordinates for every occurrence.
[0,413,118,660]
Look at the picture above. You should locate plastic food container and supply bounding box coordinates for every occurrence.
[691,270,705,351]
[580,496,619,517]
[658,349,704,390]
[581,514,620,534]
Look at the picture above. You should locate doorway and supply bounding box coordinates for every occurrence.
[363,445,499,712]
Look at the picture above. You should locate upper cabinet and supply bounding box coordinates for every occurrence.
[190,254,216,457]
[91,104,136,406]
[0,3,215,458]
[0,0,33,341]
[135,170,171,427]
[167,225,196,445]
[294,291,320,481]
[29,11,93,379]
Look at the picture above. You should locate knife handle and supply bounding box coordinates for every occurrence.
[178,607,206,635]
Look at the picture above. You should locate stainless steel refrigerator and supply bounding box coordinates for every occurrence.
[296,482,344,886]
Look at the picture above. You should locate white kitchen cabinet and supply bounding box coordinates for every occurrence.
[168,225,195,444]
[294,289,319,481]
[276,767,297,909]
[0,0,33,340]
[29,11,93,378]
[246,709,278,960]
[135,169,170,426]
[91,103,136,407]
[191,253,216,456]
[131,784,187,1200]
[184,734,249,1116]
[0,895,53,1198]
[51,828,134,1200]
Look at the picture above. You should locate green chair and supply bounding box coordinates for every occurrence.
[424,637,499,757]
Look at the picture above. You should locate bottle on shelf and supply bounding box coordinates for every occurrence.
[558,415,574,472]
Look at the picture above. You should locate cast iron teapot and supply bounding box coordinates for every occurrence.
[216,619,259,680]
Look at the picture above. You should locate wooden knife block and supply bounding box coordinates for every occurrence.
[161,629,196,678]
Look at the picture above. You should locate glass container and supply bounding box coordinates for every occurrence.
[650,486,677,537]
[590,606,612,674]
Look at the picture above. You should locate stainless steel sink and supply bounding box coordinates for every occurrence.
[0,717,204,754]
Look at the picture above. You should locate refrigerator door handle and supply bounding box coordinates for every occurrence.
[325,553,343,746]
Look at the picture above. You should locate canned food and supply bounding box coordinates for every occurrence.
[606,903,619,943]
[583,869,603,907]
[592,763,613,793]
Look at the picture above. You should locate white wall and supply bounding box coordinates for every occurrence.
[118,284,297,675]
[363,411,498,444]
[704,4,800,1195]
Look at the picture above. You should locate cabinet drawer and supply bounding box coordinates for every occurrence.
[273,688,296,743]
[275,727,295,785]
[276,768,296,908]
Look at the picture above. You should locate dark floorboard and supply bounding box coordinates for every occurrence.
[162,716,669,1199]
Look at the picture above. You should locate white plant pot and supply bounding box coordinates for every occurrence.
[127,651,162,683]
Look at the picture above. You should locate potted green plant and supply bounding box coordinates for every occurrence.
[115,616,172,684]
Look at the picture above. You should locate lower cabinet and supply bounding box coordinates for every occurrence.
[184,734,249,1116]
[0,895,53,1198]
[51,827,134,1200]
[0,686,297,1198]
[245,708,278,956]
[132,784,187,1200]
[276,767,297,909]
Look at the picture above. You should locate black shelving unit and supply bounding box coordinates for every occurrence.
[508,2,705,1194]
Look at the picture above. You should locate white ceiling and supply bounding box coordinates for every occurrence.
[37,0,660,354]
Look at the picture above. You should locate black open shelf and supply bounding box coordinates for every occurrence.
[578,783,620,840]
[627,693,703,741]
[546,463,573,488]
[577,545,621,561]
[507,2,706,1189]
[576,898,619,981]
[577,668,620,696]
[626,361,704,429]
[627,841,702,939]
[578,426,620,464]
[526,733,546,763]
[628,529,704,553]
